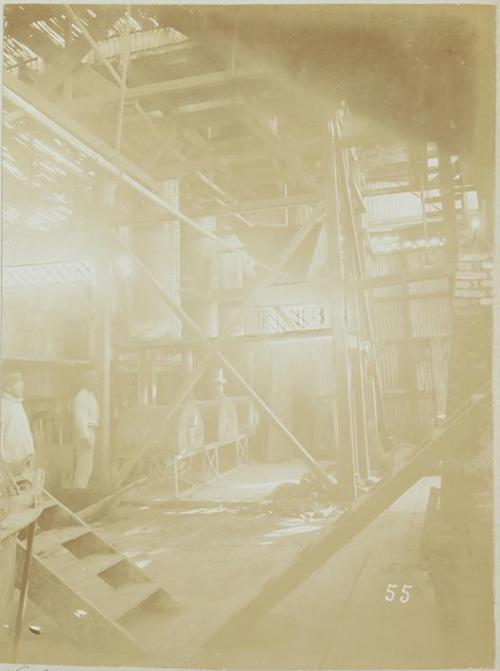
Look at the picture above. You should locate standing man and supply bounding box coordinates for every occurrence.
[0,371,35,484]
[73,370,100,489]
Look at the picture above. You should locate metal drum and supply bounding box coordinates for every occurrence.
[197,398,239,444]
[176,402,205,457]
[118,401,204,458]
[231,396,259,436]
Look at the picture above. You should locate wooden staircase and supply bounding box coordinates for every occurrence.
[17,491,178,659]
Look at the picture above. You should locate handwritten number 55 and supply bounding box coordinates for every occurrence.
[385,584,413,603]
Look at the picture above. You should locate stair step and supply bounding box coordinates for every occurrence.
[60,553,125,583]
[37,544,81,572]
[68,573,116,606]
[103,582,162,621]
[34,526,89,554]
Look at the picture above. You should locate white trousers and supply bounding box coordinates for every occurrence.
[73,431,96,489]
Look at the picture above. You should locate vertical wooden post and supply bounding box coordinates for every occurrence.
[94,179,114,488]
[400,252,418,440]
[351,323,370,480]
[438,149,458,266]
[12,521,36,661]
[337,144,390,452]
[325,117,356,502]
[137,350,153,405]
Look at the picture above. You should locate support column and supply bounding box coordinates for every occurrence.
[400,251,418,440]
[129,180,181,340]
[181,216,219,399]
[438,149,458,266]
[325,117,356,502]
[181,216,219,337]
[93,179,114,487]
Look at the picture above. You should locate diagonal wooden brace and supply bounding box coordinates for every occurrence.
[112,203,332,488]
[203,385,490,648]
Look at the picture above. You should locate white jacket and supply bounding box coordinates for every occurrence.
[0,393,35,464]
[73,388,99,440]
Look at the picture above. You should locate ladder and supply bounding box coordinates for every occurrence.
[17,490,178,659]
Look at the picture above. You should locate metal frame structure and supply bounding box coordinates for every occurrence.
[2,4,493,661]
[3,4,475,501]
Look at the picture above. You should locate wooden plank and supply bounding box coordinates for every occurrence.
[105,584,161,621]
[204,387,489,649]
[79,477,148,523]
[59,554,125,582]
[347,265,454,291]
[34,526,89,554]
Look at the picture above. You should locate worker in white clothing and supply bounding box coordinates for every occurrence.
[0,371,35,483]
[72,370,100,489]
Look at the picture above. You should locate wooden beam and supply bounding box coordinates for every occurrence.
[113,203,327,487]
[347,265,454,290]
[151,138,322,179]
[325,117,356,502]
[337,138,392,452]
[79,477,147,522]
[244,114,322,195]
[137,253,334,484]
[204,386,490,649]
[6,7,123,124]
[67,58,256,229]
[60,19,257,232]
[438,148,459,265]
[116,193,322,227]
[115,328,361,353]
[400,251,419,440]
[93,189,114,487]
[66,67,266,112]
[4,75,271,272]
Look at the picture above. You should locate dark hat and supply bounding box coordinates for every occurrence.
[81,369,98,384]
[3,371,23,388]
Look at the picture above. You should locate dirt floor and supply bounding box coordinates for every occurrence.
[12,464,469,669]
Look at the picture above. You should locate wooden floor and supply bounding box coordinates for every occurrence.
[199,477,447,670]
[15,472,454,668]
